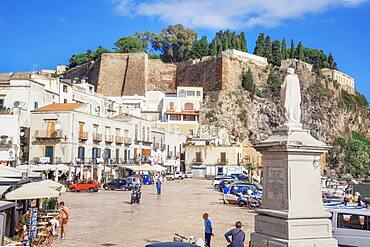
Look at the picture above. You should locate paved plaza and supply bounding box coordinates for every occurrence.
[53,179,255,247]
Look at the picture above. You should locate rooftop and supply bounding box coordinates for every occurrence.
[32,103,83,112]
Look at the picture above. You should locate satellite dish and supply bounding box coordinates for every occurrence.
[13,101,20,107]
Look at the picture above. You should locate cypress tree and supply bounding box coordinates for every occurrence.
[328,52,335,69]
[272,40,282,66]
[295,41,305,61]
[264,35,273,63]
[290,39,295,59]
[239,32,247,52]
[215,37,223,54]
[209,40,217,56]
[281,38,287,60]
[254,33,265,56]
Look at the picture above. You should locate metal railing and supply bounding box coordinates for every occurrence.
[93,133,102,142]
[192,158,203,164]
[78,131,88,141]
[124,137,132,145]
[34,130,62,139]
[105,135,114,143]
[217,158,228,165]
[115,136,124,144]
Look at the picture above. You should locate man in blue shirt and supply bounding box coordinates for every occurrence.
[203,213,213,247]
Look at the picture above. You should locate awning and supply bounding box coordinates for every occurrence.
[16,164,70,172]
[152,164,166,172]
[0,185,11,197]
[0,201,16,211]
[136,164,156,172]
[5,183,60,200]
[31,180,67,193]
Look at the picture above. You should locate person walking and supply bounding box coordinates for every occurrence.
[203,213,213,247]
[224,221,246,247]
[223,182,230,204]
[59,201,69,239]
[156,177,162,195]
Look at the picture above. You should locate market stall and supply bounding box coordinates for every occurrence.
[4,183,61,246]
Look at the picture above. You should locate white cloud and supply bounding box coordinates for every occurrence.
[112,0,368,29]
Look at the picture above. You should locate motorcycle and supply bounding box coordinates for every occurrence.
[238,193,261,209]
[173,233,204,246]
[131,186,141,204]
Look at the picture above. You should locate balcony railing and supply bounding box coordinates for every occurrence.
[34,130,62,139]
[153,143,160,150]
[33,156,62,164]
[142,139,153,146]
[115,136,124,144]
[124,137,132,145]
[192,158,203,164]
[93,133,102,142]
[161,144,166,151]
[78,131,88,141]
[217,158,228,165]
[105,135,114,143]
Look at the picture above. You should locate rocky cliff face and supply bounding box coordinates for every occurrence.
[200,63,370,146]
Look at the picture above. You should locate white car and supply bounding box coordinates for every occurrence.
[165,173,175,180]
[185,171,193,178]
[212,176,232,188]
[174,171,184,180]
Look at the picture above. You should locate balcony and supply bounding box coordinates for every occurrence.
[142,139,153,146]
[78,131,88,141]
[124,137,132,145]
[161,144,166,151]
[217,158,228,165]
[115,136,124,144]
[192,158,203,165]
[93,133,102,142]
[105,135,114,143]
[153,143,160,150]
[34,130,62,140]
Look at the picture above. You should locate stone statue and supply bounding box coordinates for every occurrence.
[280,68,302,130]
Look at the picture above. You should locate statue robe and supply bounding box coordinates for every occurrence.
[280,73,302,129]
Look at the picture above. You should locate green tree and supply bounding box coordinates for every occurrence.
[295,41,305,61]
[243,162,256,182]
[150,24,197,63]
[114,36,144,53]
[239,32,247,52]
[264,35,273,63]
[134,31,154,52]
[290,39,295,58]
[190,35,209,59]
[242,68,255,95]
[209,39,217,56]
[281,38,287,60]
[68,46,111,68]
[271,40,281,66]
[267,72,281,97]
[215,37,223,54]
[328,52,336,69]
[254,33,265,56]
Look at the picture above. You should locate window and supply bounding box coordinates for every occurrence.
[92,148,101,164]
[196,91,201,96]
[63,85,68,93]
[142,127,145,141]
[184,115,196,121]
[124,129,129,138]
[116,148,120,161]
[44,146,54,163]
[116,128,120,137]
[63,99,67,103]
[337,213,369,230]
[168,102,175,111]
[220,152,227,163]
[184,102,194,111]
[169,115,181,121]
[0,99,4,109]
[196,152,202,162]
[186,91,195,96]
[146,127,150,141]
[188,129,194,136]
[34,101,39,109]
[179,90,186,97]
[93,125,99,134]
[134,125,138,140]
[78,147,85,161]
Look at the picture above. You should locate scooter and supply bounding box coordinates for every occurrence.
[238,193,261,209]
[174,233,204,246]
[131,186,141,204]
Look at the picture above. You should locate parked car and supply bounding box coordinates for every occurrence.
[212,176,232,188]
[103,179,133,191]
[174,171,184,180]
[165,173,175,180]
[141,174,154,185]
[69,179,100,192]
[126,176,141,187]
[185,171,193,178]
[218,178,236,191]
[327,207,370,247]
[229,173,249,181]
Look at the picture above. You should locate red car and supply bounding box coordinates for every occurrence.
[69,179,100,192]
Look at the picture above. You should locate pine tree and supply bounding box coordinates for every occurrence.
[239,32,247,52]
[264,35,273,63]
[209,40,217,56]
[281,38,287,60]
[242,68,255,95]
[295,41,305,61]
[215,37,223,54]
[272,40,282,66]
[328,52,335,69]
[254,33,265,56]
[290,39,295,59]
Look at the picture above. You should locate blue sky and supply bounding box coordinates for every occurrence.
[0,0,369,100]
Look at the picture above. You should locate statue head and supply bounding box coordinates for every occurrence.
[287,68,295,75]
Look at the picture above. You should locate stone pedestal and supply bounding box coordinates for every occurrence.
[250,129,337,247]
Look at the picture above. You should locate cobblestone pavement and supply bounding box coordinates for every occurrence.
[53,178,255,247]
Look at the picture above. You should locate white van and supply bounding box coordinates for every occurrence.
[327,207,370,247]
